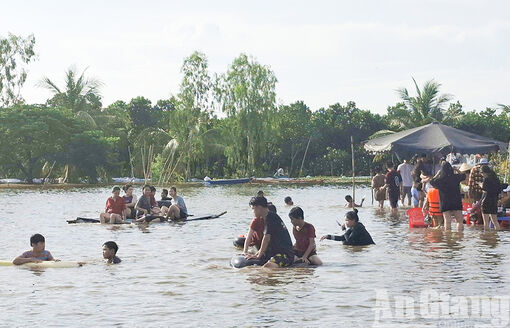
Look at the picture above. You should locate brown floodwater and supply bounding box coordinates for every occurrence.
[1,184,509,327]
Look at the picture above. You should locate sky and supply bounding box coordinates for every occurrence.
[1,0,510,114]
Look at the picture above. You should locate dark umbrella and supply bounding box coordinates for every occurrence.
[364,122,507,157]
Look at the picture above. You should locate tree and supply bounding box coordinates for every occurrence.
[390,78,452,128]
[216,54,278,175]
[0,105,76,182]
[38,66,103,114]
[0,33,36,107]
[273,101,313,176]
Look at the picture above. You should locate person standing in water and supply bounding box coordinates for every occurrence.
[480,165,508,230]
[430,162,466,232]
[371,167,386,209]
[385,162,402,214]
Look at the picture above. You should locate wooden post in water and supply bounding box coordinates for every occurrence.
[505,139,510,183]
[351,136,355,201]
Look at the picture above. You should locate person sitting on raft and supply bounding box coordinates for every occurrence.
[320,209,375,245]
[13,234,57,265]
[100,186,126,224]
[344,195,364,208]
[245,196,295,268]
[135,185,157,221]
[102,241,121,264]
[160,188,172,201]
[149,186,162,215]
[122,184,137,220]
[164,187,188,220]
[284,196,294,206]
[289,207,322,265]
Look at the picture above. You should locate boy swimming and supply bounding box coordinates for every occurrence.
[102,241,121,264]
[13,234,57,265]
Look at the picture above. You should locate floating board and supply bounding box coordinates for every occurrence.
[0,260,84,268]
[67,217,135,224]
[185,211,227,222]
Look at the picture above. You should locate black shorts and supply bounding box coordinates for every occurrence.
[267,253,294,267]
[294,250,317,260]
[388,192,399,208]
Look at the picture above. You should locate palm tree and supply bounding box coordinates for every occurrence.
[391,78,452,128]
[38,66,103,114]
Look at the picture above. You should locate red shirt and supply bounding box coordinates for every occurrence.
[150,195,157,207]
[106,196,126,215]
[249,217,265,248]
[293,222,316,253]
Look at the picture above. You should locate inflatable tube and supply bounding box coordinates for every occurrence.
[233,235,246,248]
[230,255,264,268]
[229,255,317,269]
[0,260,84,268]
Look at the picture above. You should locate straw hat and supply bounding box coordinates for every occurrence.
[459,163,473,172]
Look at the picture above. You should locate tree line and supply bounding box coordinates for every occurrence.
[0,33,509,183]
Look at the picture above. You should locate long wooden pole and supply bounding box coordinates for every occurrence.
[351,136,355,201]
[299,137,311,178]
[505,139,510,183]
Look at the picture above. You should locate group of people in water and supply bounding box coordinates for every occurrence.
[99,184,188,224]
[371,154,510,231]
[13,234,120,265]
[239,191,375,268]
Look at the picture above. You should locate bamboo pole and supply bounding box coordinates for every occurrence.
[505,139,510,183]
[351,136,355,201]
[299,137,312,178]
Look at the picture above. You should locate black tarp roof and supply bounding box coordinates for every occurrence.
[364,122,508,156]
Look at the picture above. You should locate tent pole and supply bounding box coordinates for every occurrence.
[505,139,510,183]
[351,136,355,201]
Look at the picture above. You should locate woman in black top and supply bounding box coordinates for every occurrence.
[481,165,508,230]
[430,162,466,232]
[320,209,375,246]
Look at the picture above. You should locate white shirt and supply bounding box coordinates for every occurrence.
[397,162,414,187]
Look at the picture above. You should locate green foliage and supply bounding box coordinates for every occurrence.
[0,33,36,107]
[390,78,452,128]
[39,66,103,113]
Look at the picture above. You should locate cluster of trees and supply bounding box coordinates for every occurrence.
[1,34,509,183]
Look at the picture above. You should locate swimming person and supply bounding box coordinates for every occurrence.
[13,234,57,265]
[345,195,365,208]
[430,162,466,232]
[284,196,294,206]
[289,207,322,265]
[122,184,137,220]
[245,196,294,268]
[102,241,121,264]
[165,187,188,220]
[320,209,375,246]
[100,186,126,224]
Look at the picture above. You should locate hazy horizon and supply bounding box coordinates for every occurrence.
[2,0,510,114]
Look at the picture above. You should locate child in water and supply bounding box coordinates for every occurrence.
[344,195,365,208]
[321,209,375,246]
[102,241,121,264]
[289,207,322,265]
[13,234,57,265]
